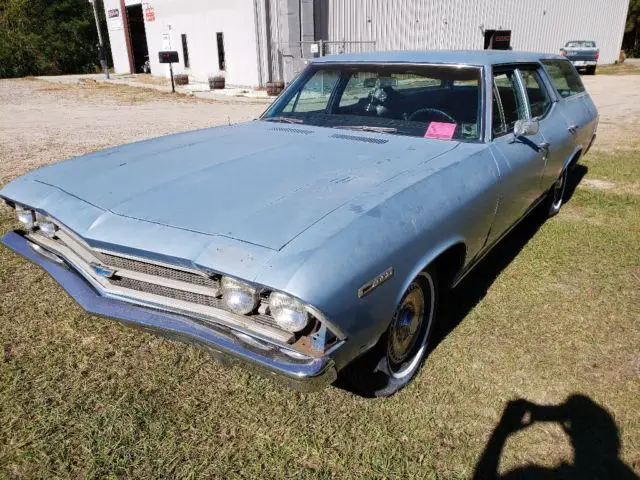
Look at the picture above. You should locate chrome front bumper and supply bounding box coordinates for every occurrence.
[1,231,337,392]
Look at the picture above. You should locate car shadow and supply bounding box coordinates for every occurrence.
[472,395,639,479]
[432,163,587,352]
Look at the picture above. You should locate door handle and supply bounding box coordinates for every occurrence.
[568,124,579,134]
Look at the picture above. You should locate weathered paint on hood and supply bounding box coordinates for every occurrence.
[2,121,457,250]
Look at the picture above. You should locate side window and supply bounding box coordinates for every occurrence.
[519,69,552,118]
[541,59,585,98]
[492,69,527,138]
[282,70,339,113]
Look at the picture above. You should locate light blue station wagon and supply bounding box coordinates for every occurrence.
[1,51,598,396]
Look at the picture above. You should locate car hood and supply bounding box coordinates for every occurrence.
[8,122,457,250]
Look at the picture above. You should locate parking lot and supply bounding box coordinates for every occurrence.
[0,75,638,478]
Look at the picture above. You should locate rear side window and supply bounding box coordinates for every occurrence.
[519,69,552,118]
[541,59,585,98]
[492,69,527,138]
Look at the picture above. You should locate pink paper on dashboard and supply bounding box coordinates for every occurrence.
[425,122,456,140]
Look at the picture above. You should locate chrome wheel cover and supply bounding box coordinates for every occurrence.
[387,273,435,379]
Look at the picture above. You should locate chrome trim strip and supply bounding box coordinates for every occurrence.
[28,242,65,264]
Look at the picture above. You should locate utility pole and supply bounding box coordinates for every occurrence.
[89,0,110,79]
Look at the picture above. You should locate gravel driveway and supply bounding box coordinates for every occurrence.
[0,74,638,186]
[0,79,267,185]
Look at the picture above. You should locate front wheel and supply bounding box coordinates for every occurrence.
[338,269,438,397]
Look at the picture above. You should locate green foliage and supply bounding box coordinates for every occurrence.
[0,0,101,78]
[626,0,640,32]
[624,0,640,56]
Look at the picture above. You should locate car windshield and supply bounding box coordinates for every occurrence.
[262,64,483,142]
[565,41,596,48]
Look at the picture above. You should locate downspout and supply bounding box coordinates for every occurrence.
[253,0,264,88]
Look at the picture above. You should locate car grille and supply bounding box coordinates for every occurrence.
[97,252,218,288]
[110,276,272,322]
[113,276,220,307]
[28,227,294,343]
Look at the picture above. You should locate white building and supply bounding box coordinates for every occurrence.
[103,0,629,87]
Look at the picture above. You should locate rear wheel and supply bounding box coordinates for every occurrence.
[338,269,438,397]
[547,168,568,217]
[587,66,597,75]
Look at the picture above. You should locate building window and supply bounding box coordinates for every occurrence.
[216,32,226,71]
[181,34,190,68]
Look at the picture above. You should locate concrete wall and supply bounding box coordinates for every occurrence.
[316,0,629,65]
[103,0,262,87]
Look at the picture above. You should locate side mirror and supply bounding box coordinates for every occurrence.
[513,119,539,137]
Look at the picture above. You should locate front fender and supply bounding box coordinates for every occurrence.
[256,144,499,369]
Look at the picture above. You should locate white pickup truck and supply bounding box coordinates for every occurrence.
[560,40,599,75]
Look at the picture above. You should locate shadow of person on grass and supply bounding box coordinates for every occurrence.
[473,395,639,480]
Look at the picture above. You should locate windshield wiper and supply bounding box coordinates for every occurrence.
[333,125,397,133]
[263,116,304,124]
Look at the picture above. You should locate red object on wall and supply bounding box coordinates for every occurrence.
[145,7,156,22]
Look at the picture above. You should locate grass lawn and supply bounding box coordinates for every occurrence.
[596,62,640,75]
[0,144,639,478]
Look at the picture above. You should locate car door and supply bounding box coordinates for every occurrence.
[488,66,546,243]
[540,59,594,150]
[518,66,575,191]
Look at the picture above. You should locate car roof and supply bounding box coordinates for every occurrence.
[311,50,566,67]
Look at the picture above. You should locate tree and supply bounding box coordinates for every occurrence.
[625,0,640,56]
[0,0,104,78]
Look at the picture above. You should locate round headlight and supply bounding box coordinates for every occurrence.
[221,276,259,315]
[16,206,35,229]
[35,213,57,238]
[268,292,309,333]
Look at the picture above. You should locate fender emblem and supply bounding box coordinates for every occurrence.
[90,262,117,278]
[358,267,394,298]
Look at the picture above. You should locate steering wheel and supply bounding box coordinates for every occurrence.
[408,108,456,124]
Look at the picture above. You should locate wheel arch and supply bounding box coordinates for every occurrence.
[565,146,583,171]
[394,239,467,308]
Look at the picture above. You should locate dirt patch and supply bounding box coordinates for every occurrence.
[582,75,640,152]
[582,178,616,190]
